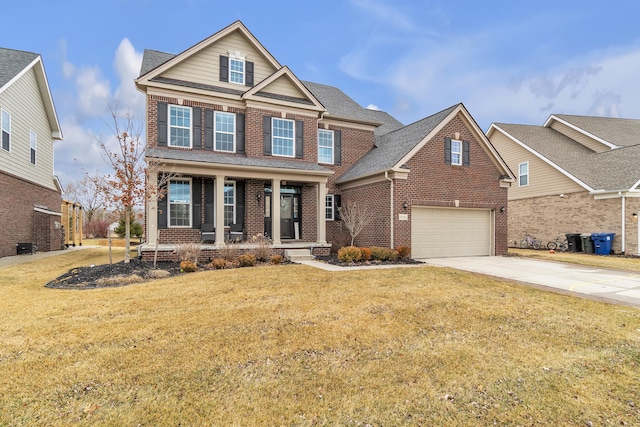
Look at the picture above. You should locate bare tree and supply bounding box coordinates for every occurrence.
[64,172,107,224]
[338,201,374,246]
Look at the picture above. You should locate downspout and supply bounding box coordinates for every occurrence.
[385,171,394,249]
[621,193,626,254]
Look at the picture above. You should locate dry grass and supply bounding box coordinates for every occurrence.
[1,248,639,425]
[510,247,640,272]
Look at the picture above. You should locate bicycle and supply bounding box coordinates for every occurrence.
[547,236,568,251]
[520,234,541,249]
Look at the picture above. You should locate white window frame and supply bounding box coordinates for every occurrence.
[1,109,11,152]
[168,105,192,148]
[519,162,529,187]
[325,195,334,221]
[215,111,235,152]
[168,178,192,228]
[318,129,334,165]
[451,139,462,165]
[29,131,37,165]
[229,57,245,85]
[272,117,295,158]
[223,181,236,227]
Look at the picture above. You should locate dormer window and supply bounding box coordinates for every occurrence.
[229,57,245,85]
[219,52,254,87]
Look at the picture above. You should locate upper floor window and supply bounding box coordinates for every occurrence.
[169,105,191,148]
[519,162,529,187]
[451,139,462,165]
[29,131,37,164]
[215,112,235,152]
[318,129,334,164]
[272,118,295,157]
[1,109,10,152]
[229,58,245,85]
[169,179,191,227]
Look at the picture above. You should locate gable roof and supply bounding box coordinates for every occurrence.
[489,119,640,192]
[338,103,514,184]
[243,66,324,111]
[549,114,640,148]
[0,47,62,140]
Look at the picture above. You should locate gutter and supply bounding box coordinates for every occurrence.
[385,170,394,249]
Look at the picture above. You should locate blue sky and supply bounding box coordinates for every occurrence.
[5,0,640,186]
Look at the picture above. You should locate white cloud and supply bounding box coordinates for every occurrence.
[350,0,416,32]
[366,104,380,110]
[113,38,145,118]
[75,66,111,119]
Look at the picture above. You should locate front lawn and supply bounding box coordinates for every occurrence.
[1,247,639,425]
[510,247,640,272]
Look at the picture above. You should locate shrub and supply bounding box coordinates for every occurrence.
[396,245,411,259]
[84,220,111,238]
[359,247,372,261]
[225,259,240,269]
[219,242,241,261]
[238,253,257,267]
[176,243,202,265]
[180,260,197,273]
[146,269,171,279]
[338,246,362,263]
[114,218,144,238]
[210,258,226,269]
[270,254,284,265]
[250,234,273,261]
[330,230,352,254]
[370,246,397,261]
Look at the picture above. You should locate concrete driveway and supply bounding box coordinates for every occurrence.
[421,256,640,308]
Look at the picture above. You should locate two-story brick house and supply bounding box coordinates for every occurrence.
[135,21,514,260]
[0,48,63,258]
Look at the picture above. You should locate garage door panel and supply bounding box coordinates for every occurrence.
[411,207,492,258]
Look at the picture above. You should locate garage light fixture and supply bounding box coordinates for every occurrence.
[499,206,505,213]
[633,212,637,220]
[403,202,409,210]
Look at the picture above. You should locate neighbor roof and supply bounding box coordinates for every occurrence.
[553,114,640,148]
[0,48,38,90]
[492,121,640,191]
[337,104,459,183]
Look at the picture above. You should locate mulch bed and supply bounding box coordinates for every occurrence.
[315,254,423,267]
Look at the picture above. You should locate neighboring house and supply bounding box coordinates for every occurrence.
[487,115,640,254]
[0,48,63,258]
[135,21,514,261]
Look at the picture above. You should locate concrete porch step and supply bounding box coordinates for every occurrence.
[284,249,313,262]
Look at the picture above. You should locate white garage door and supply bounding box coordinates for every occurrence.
[411,207,493,258]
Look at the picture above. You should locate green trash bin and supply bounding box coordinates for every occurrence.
[581,233,594,254]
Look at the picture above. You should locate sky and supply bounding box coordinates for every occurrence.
[5,0,640,187]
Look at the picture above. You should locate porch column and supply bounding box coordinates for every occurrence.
[147,170,158,246]
[317,182,327,244]
[215,175,225,245]
[272,179,281,244]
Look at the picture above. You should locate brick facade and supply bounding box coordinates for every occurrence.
[509,191,639,254]
[0,171,63,258]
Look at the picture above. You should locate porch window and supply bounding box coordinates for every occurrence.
[318,129,334,164]
[519,162,529,187]
[224,182,235,226]
[215,112,235,152]
[169,179,191,227]
[272,118,294,157]
[169,105,191,148]
[229,57,245,85]
[1,109,10,152]
[29,131,37,164]
[325,195,334,220]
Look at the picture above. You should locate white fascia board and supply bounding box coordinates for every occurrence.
[490,124,595,192]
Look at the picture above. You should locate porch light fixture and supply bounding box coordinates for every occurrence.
[633,212,638,220]
[256,192,262,203]
[403,202,409,210]
[500,206,505,213]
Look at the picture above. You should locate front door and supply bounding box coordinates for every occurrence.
[280,194,300,239]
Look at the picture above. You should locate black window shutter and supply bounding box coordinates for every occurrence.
[236,113,245,154]
[158,188,168,229]
[157,102,167,147]
[204,179,214,224]
[236,181,245,229]
[204,110,214,151]
[334,130,342,166]
[444,137,452,165]
[220,55,229,82]
[192,107,202,150]
[463,141,470,166]
[334,195,342,221]
[192,178,202,229]
[263,116,272,155]
[245,61,254,87]
[295,120,304,159]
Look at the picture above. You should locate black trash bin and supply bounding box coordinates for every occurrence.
[580,233,594,254]
[565,233,583,252]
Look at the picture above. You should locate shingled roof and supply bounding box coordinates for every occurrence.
[0,48,39,89]
[492,118,640,191]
